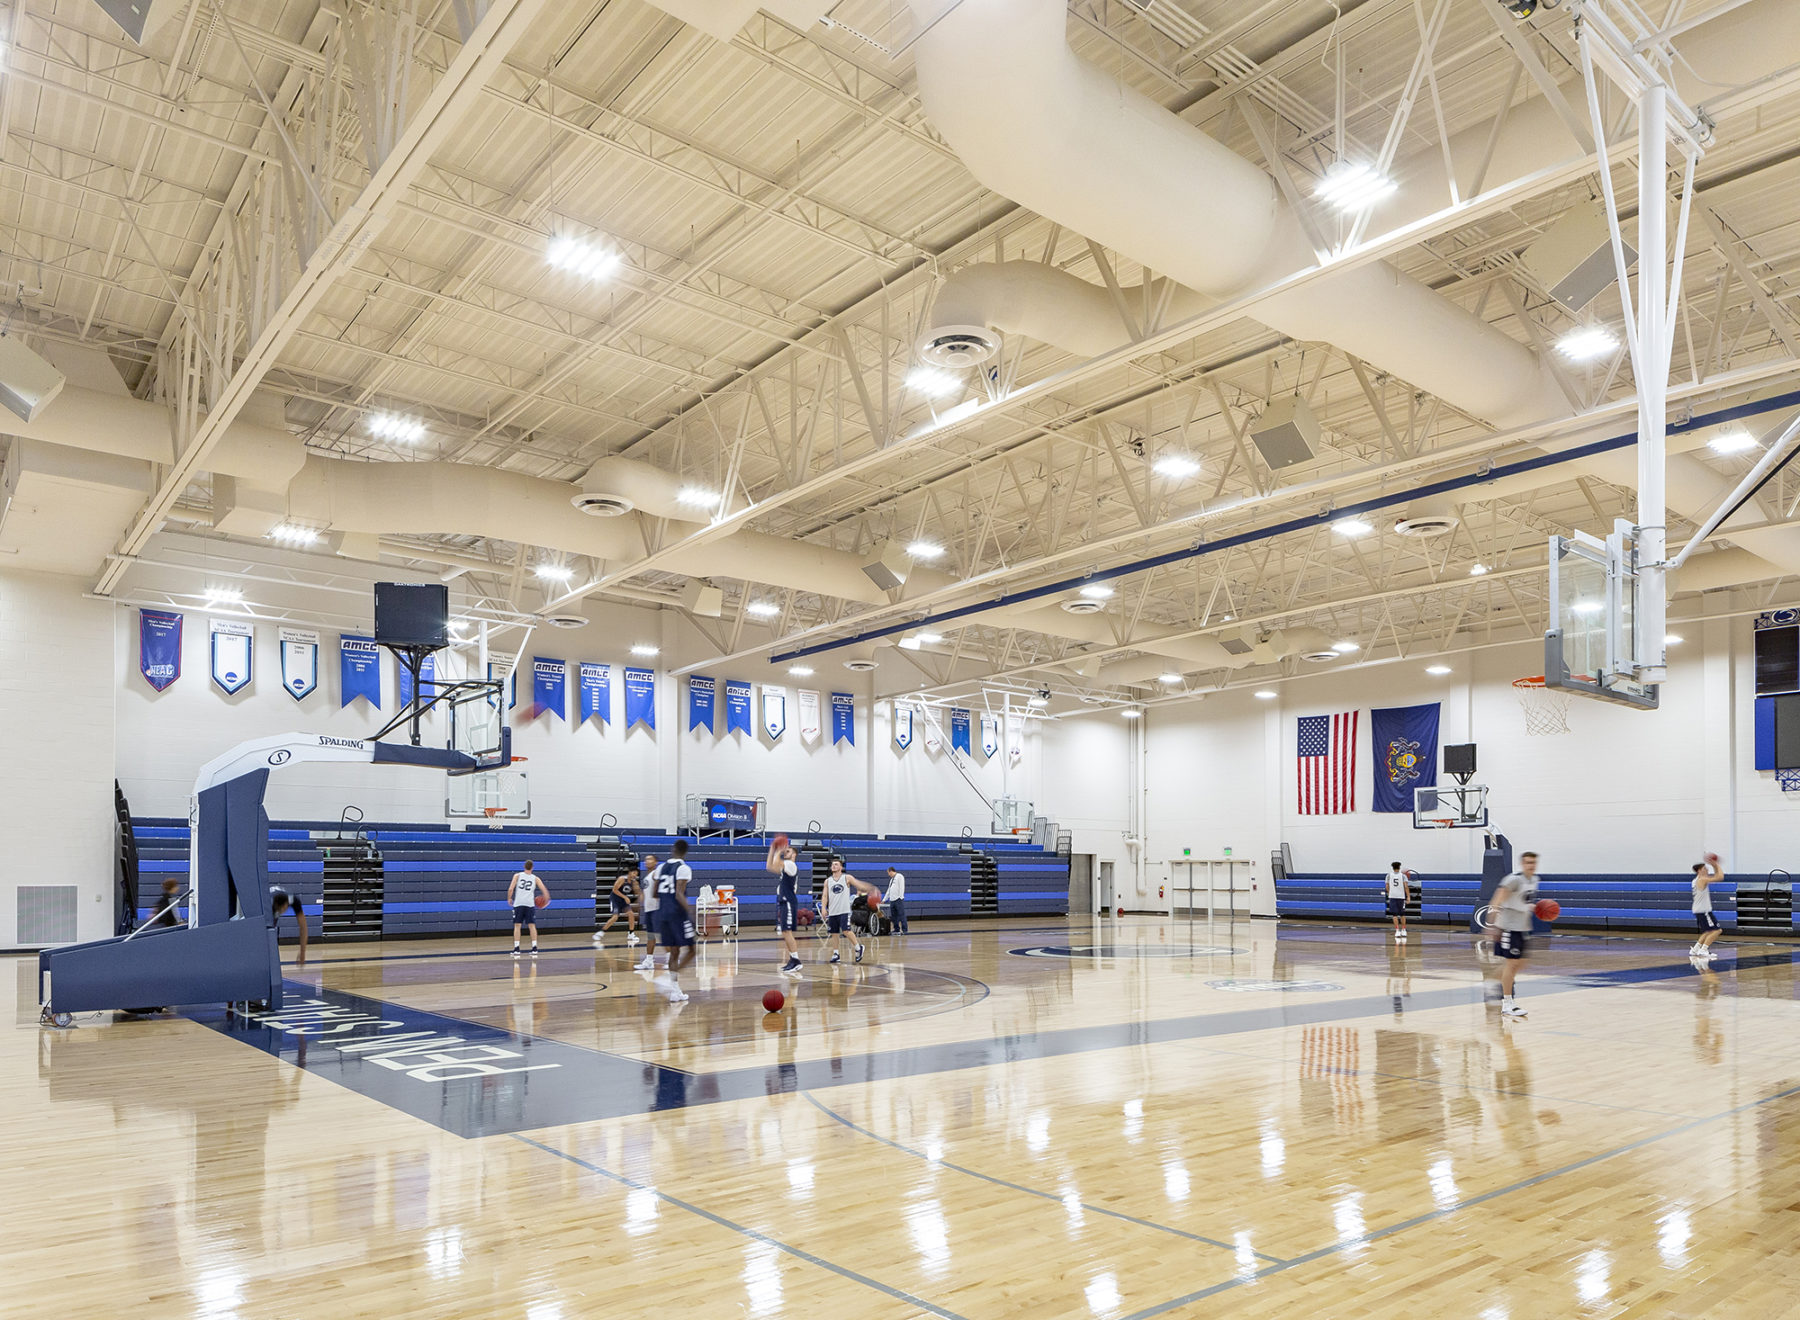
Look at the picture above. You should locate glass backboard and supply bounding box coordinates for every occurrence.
[1546,523,1659,709]
[1412,784,1489,830]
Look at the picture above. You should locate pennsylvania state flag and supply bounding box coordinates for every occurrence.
[1370,702,1439,813]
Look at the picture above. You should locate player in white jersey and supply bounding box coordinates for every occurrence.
[1690,852,1724,961]
[508,861,546,958]
[632,854,660,970]
[820,857,876,965]
[1484,851,1541,1018]
[1385,862,1414,941]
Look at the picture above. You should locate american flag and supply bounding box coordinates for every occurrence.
[1297,712,1357,814]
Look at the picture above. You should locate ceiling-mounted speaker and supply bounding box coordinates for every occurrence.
[0,335,67,423]
[1521,201,1635,313]
[680,580,724,618]
[1249,396,1321,472]
[91,0,163,43]
[860,542,910,592]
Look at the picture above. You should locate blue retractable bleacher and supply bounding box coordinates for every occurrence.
[1278,871,1741,932]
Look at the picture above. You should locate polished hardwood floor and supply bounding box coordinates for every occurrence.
[11,917,1800,1318]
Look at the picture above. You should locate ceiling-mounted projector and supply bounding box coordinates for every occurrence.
[0,335,66,424]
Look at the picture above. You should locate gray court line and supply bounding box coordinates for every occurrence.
[511,1133,970,1320]
[800,1092,1287,1264]
[1117,1079,1800,1319]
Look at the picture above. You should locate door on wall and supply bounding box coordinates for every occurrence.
[1098,861,1115,914]
[1170,861,1252,916]
[1068,855,1093,914]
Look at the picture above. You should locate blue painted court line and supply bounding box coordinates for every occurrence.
[511,1134,972,1320]
[1118,1077,1800,1319]
[802,1092,1288,1262]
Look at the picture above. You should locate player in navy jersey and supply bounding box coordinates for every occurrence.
[766,839,804,977]
[646,841,695,1002]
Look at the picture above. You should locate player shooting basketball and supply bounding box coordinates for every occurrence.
[1690,852,1724,961]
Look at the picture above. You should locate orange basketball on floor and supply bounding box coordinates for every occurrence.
[534,891,549,909]
[762,989,785,1013]
[1534,898,1560,921]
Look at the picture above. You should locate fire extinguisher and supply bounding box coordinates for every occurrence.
[1159,884,1165,900]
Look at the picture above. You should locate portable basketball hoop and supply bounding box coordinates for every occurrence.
[1513,676,1572,737]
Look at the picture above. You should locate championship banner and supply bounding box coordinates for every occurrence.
[980,713,1000,758]
[532,657,566,720]
[1008,714,1023,766]
[139,608,183,691]
[1372,702,1439,812]
[923,706,942,752]
[278,628,319,701]
[689,675,716,733]
[894,703,914,749]
[210,618,253,695]
[951,707,971,754]
[398,653,436,710]
[579,662,611,725]
[797,689,821,744]
[830,692,855,745]
[762,683,787,739]
[726,679,753,735]
[624,666,656,730]
[341,635,381,709]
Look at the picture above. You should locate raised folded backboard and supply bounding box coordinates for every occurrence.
[1546,523,1660,710]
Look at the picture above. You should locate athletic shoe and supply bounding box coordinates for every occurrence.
[626,933,641,946]
[1501,1000,1527,1018]
[854,944,865,964]
[592,933,604,945]
[1701,947,1717,960]
[829,951,841,964]
[667,987,689,1003]
[635,955,655,971]
[784,964,805,978]
[512,948,520,959]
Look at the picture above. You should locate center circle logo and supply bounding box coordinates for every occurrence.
[267,749,293,765]
[1009,945,1245,959]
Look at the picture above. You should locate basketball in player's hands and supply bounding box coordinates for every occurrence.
[1534,898,1560,921]
[772,833,790,850]
[1704,851,1720,867]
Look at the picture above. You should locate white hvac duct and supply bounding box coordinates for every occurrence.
[907,0,1565,429]
[921,260,1208,364]
[576,454,748,521]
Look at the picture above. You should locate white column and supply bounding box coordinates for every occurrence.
[1637,84,1669,684]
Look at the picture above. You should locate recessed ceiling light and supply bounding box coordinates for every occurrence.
[368,412,424,443]
[204,585,242,603]
[630,644,659,657]
[906,366,961,398]
[1557,325,1619,361]
[915,631,943,644]
[1153,454,1201,479]
[675,486,719,509]
[534,563,574,583]
[1425,664,1452,675]
[1253,689,1277,699]
[1027,694,1048,707]
[1333,517,1373,538]
[547,234,621,280]
[1570,599,1604,616]
[267,523,320,546]
[1314,160,1397,213]
[1157,672,1183,685]
[746,601,781,618]
[788,665,813,677]
[1222,614,1234,622]
[1331,640,1359,653]
[907,540,944,560]
[1079,583,1115,600]
[1709,428,1758,456]
[1666,632,1684,645]
[1120,708,1141,719]
[1469,563,1489,576]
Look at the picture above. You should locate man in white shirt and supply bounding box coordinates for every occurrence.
[1690,852,1724,961]
[1385,862,1414,942]
[633,854,660,971]
[1483,851,1541,1019]
[508,861,547,958]
[885,865,909,934]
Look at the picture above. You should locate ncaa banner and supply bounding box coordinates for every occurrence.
[797,689,821,744]
[579,662,611,725]
[624,666,656,730]
[951,708,971,754]
[894,703,914,749]
[980,713,1000,758]
[1371,701,1439,813]
[209,618,253,695]
[762,683,787,739]
[399,653,436,710]
[830,691,855,745]
[725,679,753,736]
[340,635,381,709]
[532,658,566,720]
[139,608,183,691]
[279,628,320,701]
[689,675,716,733]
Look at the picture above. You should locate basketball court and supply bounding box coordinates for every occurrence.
[7,1,1800,1317]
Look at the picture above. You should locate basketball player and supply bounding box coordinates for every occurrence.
[1484,851,1540,1018]
[767,840,804,977]
[269,886,308,967]
[885,865,909,934]
[508,860,546,959]
[1690,852,1724,961]
[1385,861,1414,941]
[821,857,875,965]
[633,854,661,971]
[647,841,695,1002]
[596,864,643,947]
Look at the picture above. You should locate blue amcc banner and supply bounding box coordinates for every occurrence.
[579,662,610,724]
[340,634,381,709]
[951,707,971,753]
[725,679,753,735]
[398,653,436,710]
[831,691,855,745]
[624,666,656,730]
[1371,701,1440,813]
[532,657,566,720]
[689,675,716,732]
[139,609,183,691]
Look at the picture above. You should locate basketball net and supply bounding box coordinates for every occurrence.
[1513,676,1571,737]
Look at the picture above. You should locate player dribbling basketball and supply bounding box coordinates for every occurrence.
[1485,850,1541,1018]
[1690,852,1724,961]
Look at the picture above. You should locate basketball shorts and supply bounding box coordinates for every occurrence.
[826,913,849,934]
[1694,911,1721,932]
[775,895,797,932]
[609,894,631,915]
[660,907,695,948]
[1495,929,1529,960]
[1385,898,1406,916]
[512,905,535,925]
